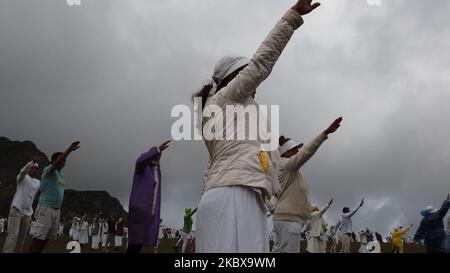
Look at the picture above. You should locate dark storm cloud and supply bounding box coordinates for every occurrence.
[1,0,449,236]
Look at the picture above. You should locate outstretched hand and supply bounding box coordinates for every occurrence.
[68,141,81,152]
[328,199,334,206]
[159,140,171,152]
[324,117,343,135]
[360,198,365,207]
[292,0,321,16]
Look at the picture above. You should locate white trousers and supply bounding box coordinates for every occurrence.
[196,186,269,253]
[271,220,304,253]
[340,234,351,253]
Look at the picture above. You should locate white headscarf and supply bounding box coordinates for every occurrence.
[202,55,250,99]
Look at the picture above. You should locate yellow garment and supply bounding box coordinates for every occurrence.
[258,151,270,174]
[391,227,410,253]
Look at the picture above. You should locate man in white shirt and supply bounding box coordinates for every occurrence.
[3,151,45,253]
[335,199,364,253]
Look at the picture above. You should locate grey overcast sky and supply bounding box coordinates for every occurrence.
[1,0,449,237]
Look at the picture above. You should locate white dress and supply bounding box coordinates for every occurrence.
[72,223,80,241]
[78,221,89,244]
[196,186,269,253]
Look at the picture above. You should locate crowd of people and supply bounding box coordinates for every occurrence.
[1,0,450,254]
[66,216,126,252]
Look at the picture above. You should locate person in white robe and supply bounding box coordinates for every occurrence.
[305,199,333,253]
[78,217,89,245]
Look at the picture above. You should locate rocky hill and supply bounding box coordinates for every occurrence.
[0,137,127,223]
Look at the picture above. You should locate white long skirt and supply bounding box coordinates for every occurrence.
[79,230,89,244]
[306,237,327,253]
[91,233,101,249]
[196,186,269,253]
[102,234,108,247]
[72,230,80,241]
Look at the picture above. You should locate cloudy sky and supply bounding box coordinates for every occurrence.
[1,0,449,237]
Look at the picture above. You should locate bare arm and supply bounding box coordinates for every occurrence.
[50,141,80,174]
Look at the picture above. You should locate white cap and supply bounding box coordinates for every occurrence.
[278,139,303,155]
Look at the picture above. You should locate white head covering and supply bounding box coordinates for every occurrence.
[424,206,437,213]
[278,139,303,155]
[212,55,250,86]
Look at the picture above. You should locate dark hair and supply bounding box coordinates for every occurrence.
[343,207,350,213]
[51,152,63,163]
[279,136,291,147]
[192,81,215,109]
[192,65,247,109]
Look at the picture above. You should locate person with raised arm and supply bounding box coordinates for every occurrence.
[175,208,198,253]
[305,199,333,253]
[193,0,322,253]
[272,117,342,253]
[335,198,364,253]
[28,141,81,253]
[391,224,413,253]
[3,151,45,253]
[127,140,171,253]
[414,193,450,253]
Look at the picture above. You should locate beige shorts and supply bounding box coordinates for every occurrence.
[29,206,60,241]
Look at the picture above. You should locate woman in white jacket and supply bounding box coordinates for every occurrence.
[193,1,321,253]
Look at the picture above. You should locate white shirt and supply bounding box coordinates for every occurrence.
[336,203,363,235]
[11,161,41,216]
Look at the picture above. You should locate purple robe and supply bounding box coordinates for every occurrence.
[128,147,162,247]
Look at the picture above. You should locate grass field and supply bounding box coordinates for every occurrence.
[0,234,425,253]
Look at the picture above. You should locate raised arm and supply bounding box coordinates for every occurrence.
[437,193,450,219]
[187,208,198,218]
[221,1,320,101]
[318,199,333,216]
[18,151,45,181]
[284,117,342,171]
[345,199,364,218]
[136,140,171,169]
[50,141,80,174]
[17,162,35,182]
[284,133,327,171]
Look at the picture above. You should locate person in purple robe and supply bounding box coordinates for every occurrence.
[127,140,171,253]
